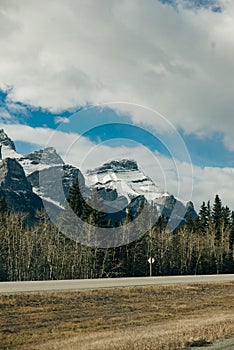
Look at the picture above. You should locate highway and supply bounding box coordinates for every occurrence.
[1,274,234,294]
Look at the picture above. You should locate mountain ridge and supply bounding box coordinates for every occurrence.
[0,129,196,227]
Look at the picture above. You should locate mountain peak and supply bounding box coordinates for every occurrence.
[0,129,16,151]
[18,147,64,176]
[87,159,138,175]
[25,147,64,165]
[86,158,163,203]
[0,157,43,216]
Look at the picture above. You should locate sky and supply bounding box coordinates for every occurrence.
[0,0,234,210]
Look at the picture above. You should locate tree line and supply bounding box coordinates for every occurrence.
[0,182,233,281]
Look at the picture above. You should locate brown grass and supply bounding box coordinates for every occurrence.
[0,282,234,349]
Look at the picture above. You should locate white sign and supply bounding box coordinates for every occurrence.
[148,257,155,264]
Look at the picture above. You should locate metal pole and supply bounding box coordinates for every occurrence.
[150,258,152,277]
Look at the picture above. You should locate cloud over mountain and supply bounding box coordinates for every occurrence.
[0,0,234,150]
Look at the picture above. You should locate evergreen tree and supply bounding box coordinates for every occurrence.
[157,215,167,231]
[0,195,7,214]
[198,201,209,233]
[212,194,223,240]
[222,205,231,230]
[207,200,211,221]
[67,177,87,220]
[86,188,107,227]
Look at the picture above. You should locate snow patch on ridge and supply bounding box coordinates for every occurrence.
[1,145,23,160]
[86,159,165,203]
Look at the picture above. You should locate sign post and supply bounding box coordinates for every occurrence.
[148,257,155,277]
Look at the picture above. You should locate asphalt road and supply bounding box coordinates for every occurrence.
[189,336,234,350]
[1,274,234,294]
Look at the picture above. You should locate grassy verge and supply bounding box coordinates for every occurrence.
[0,282,234,349]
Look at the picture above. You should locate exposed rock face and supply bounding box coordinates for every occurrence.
[18,147,86,207]
[87,159,197,226]
[0,129,22,160]
[87,159,164,203]
[88,159,139,174]
[0,129,16,150]
[25,147,64,165]
[0,130,197,228]
[28,164,85,206]
[18,147,64,176]
[0,158,31,192]
[0,158,43,216]
[0,130,85,215]
[97,187,118,202]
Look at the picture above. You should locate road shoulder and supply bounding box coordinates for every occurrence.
[189,336,234,349]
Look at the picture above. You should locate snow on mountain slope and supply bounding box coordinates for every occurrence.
[28,163,85,208]
[0,129,64,176]
[86,159,168,203]
[85,159,198,227]
[0,129,23,160]
[0,129,196,226]
[18,147,64,176]
[1,145,22,159]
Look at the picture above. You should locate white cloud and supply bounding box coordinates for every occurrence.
[0,108,13,121]
[54,116,70,124]
[0,0,233,211]
[6,101,29,116]
[192,165,234,210]
[0,123,92,158]
[0,107,18,123]
[0,0,234,148]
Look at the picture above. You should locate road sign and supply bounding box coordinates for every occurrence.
[148,257,155,264]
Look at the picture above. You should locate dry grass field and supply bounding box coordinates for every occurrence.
[0,282,234,350]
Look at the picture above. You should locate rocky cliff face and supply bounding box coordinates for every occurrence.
[28,164,85,207]
[87,159,165,203]
[0,158,43,216]
[0,129,16,151]
[0,129,21,159]
[18,147,64,176]
[87,159,197,226]
[0,130,84,215]
[0,130,196,228]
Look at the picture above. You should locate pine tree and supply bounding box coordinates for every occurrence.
[222,205,231,230]
[60,177,89,244]
[198,201,209,233]
[86,188,107,227]
[0,195,7,214]
[212,194,223,240]
[67,177,87,220]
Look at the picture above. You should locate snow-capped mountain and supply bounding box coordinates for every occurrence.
[0,129,22,160]
[18,147,64,176]
[0,128,64,175]
[0,157,43,219]
[87,159,169,203]
[0,129,196,226]
[87,159,196,224]
[0,130,84,209]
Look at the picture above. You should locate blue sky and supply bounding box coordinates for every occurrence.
[1,89,233,169]
[0,0,233,210]
[161,0,222,11]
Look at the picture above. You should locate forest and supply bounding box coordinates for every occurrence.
[0,180,234,281]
